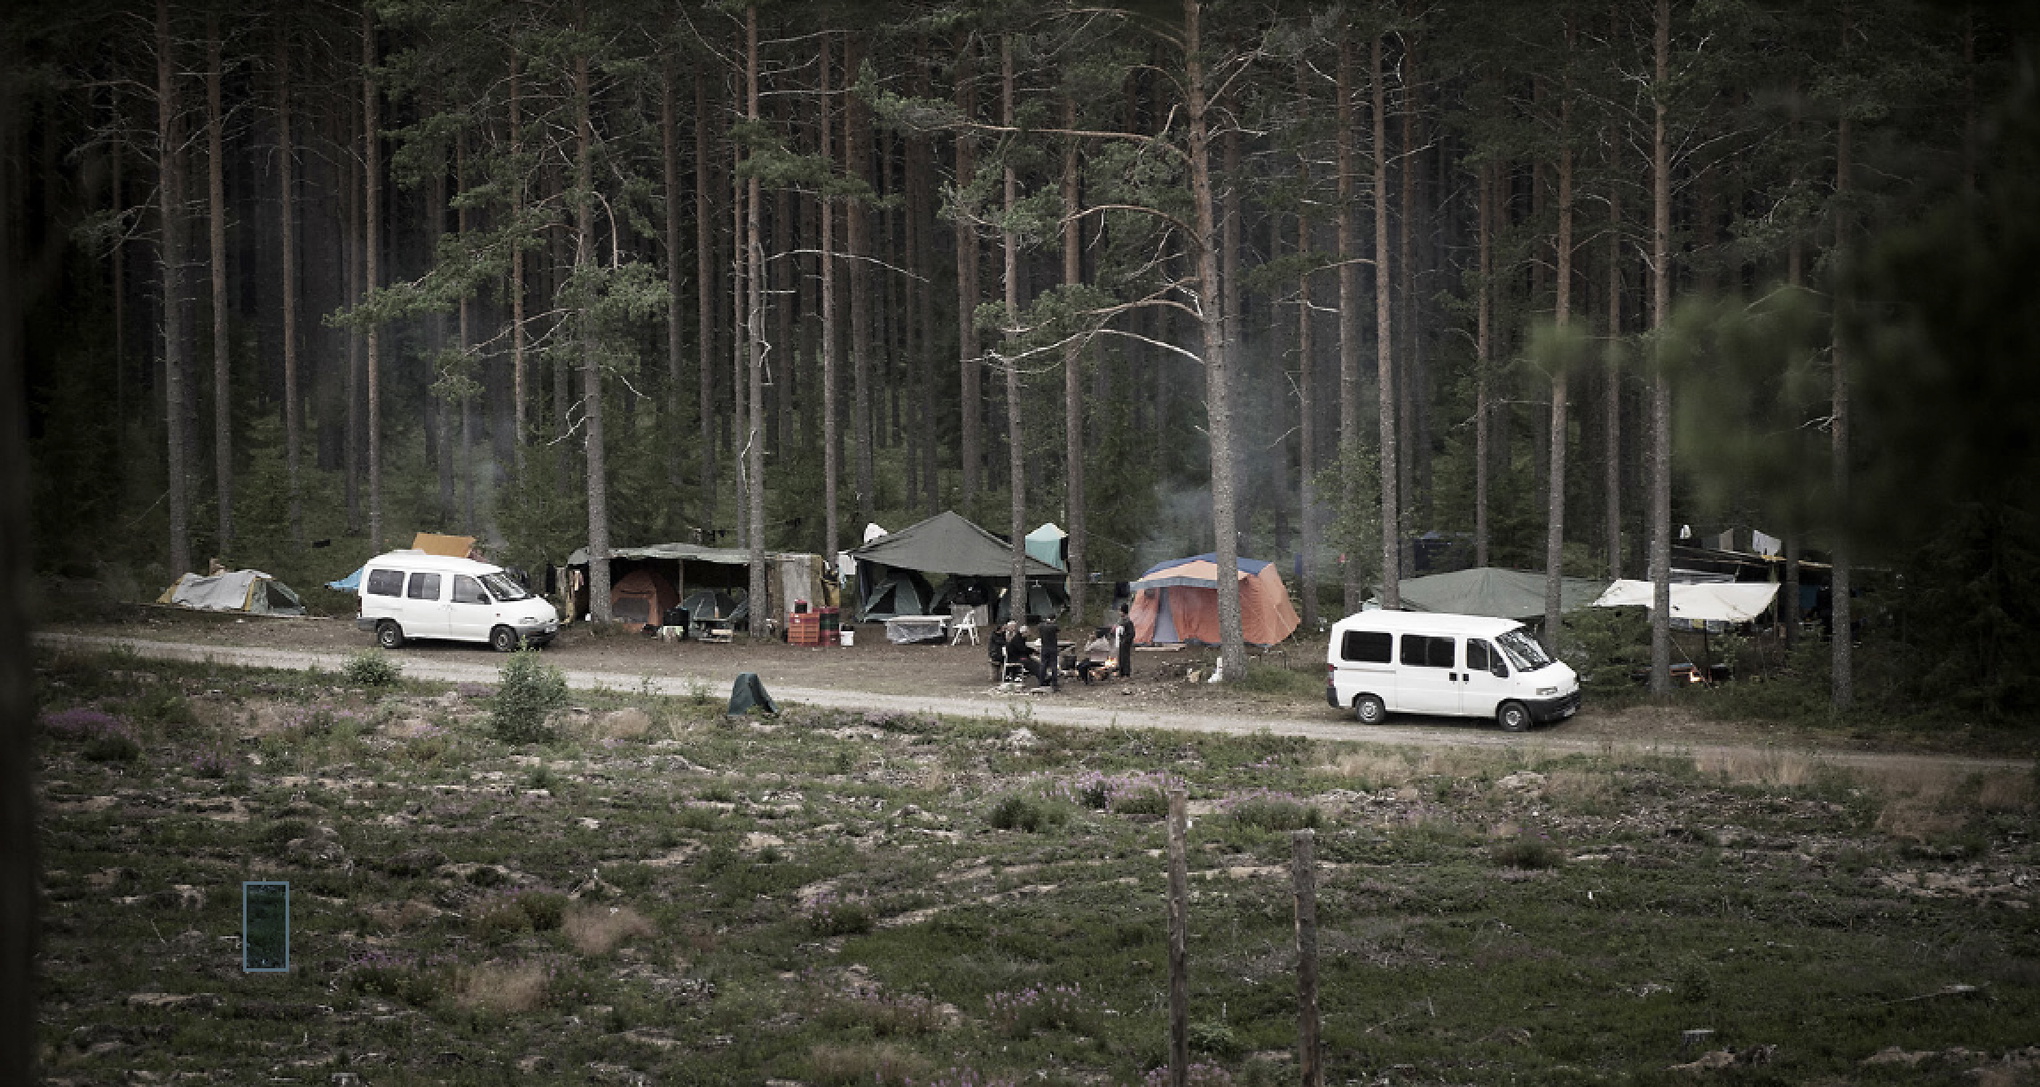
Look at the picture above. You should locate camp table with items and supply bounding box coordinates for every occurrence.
[883,614,949,644]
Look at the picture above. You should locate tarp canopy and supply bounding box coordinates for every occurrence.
[1026,523,1068,570]
[327,567,363,592]
[157,570,307,616]
[1591,579,1781,623]
[848,511,1064,621]
[1130,554,1300,646]
[1378,566,1608,621]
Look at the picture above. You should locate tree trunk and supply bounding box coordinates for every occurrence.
[575,32,611,623]
[662,59,686,497]
[819,36,839,559]
[341,88,360,533]
[1062,95,1089,624]
[1605,146,1622,580]
[956,38,983,515]
[276,24,302,550]
[695,69,718,527]
[456,133,475,535]
[1001,36,1027,618]
[157,0,190,577]
[509,55,527,470]
[1831,89,1853,710]
[1395,34,1418,582]
[206,17,232,560]
[1295,56,1319,631]
[846,33,875,529]
[1185,0,1246,679]
[1543,25,1574,653]
[1475,159,1493,571]
[1336,33,1362,612]
[1649,0,1673,695]
[746,6,769,633]
[362,3,383,553]
[430,126,453,524]
[0,55,41,1081]
[1372,35,1399,610]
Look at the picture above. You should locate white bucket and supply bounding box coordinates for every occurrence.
[840,629,855,647]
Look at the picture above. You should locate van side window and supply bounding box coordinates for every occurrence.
[452,575,489,604]
[1400,634,1455,668]
[365,569,403,597]
[1466,640,1492,672]
[406,572,442,601]
[1341,631,1392,663]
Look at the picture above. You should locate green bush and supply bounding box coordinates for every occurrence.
[1227,793,1322,832]
[342,649,403,688]
[489,649,568,744]
[986,794,1065,833]
[1491,828,1565,870]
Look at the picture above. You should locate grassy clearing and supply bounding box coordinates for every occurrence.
[32,646,2040,1085]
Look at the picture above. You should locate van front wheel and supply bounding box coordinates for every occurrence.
[1497,701,1532,733]
[375,620,405,650]
[490,626,520,653]
[1353,693,1386,725]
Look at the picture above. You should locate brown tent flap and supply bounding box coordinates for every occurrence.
[412,533,476,558]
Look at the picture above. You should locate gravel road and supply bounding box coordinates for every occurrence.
[36,631,2033,776]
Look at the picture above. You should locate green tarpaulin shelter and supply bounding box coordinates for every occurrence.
[848,511,1064,622]
[1375,567,1607,621]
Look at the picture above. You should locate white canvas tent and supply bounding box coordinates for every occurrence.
[1591,579,1780,623]
[157,569,307,616]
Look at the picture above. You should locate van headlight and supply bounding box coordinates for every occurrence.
[520,616,540,625]
[1536,686,1558,696]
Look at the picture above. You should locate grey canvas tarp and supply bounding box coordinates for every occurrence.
[848,511,1064,621]
[156,570,307,616]
[1376,566,1607,621]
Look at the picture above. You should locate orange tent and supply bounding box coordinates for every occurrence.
[610,567,679,627]
[1129,554,1301,646]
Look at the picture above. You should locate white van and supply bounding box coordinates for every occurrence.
[355,551,559,652]
[1326,611,1580,731]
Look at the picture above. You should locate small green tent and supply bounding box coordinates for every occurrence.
[1374,567,1606,621]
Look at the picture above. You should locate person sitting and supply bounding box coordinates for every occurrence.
[1005,622,1047,686]
[1076,627,1116,684]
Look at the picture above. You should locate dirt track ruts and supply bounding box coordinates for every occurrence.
[34,632,2033,776]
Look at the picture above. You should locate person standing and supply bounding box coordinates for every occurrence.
[1115,603,1135,678]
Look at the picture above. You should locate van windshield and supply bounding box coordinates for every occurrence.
[1495,628,1553,672]
[479,573,530,602]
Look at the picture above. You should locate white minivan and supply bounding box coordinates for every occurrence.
[1326,611,1580,731]
[355,550,559,652]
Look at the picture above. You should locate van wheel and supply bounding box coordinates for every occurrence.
[375,620,405,650]
[490,626,520,653]
[1353,693,1386,725]
[1497,701,1532,733]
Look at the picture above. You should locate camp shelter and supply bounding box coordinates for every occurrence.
[563,543,825,626]
[157,569,307,616]
[1130,554,1300,646]
[1026,523,1068,570]
[1377,567,1607,621]
[847,511,1065,622]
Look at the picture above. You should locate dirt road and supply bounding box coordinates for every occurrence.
[35,620,2032,776]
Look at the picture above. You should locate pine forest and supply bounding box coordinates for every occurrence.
[9,0,2039,709]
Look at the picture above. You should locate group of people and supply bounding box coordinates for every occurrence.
[992,604,1137,689]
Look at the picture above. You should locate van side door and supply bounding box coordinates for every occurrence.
[448,574,494,643]
[1461,638,1510,717]
[406,571,448,639]
[1396,633,1461,715]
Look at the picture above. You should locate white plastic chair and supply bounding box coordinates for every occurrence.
[949,605,981,646]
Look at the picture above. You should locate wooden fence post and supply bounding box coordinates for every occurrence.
[1168,787,1190,1087]
[1293,828,1323,1087]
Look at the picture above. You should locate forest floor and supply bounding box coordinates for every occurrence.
[28,640,2040,1086]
